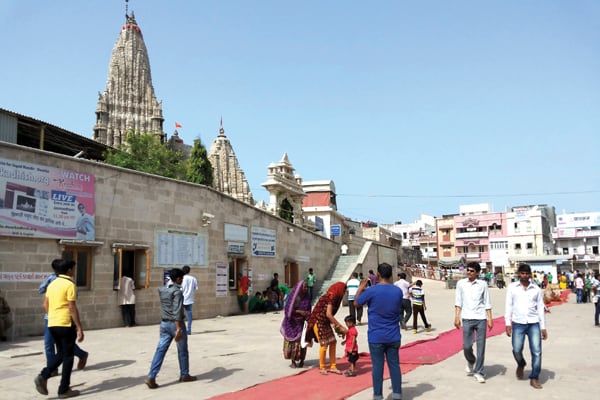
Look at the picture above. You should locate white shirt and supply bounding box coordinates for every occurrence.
[347,278,360,300]
[181,274,198,305]
[505,280,545,329]
[394,279,410,300]
[455,278,491,320]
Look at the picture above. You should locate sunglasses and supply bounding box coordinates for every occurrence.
[466,269,476,273]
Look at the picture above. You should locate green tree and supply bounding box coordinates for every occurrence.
[104,132,186,179]
[185,138,214,186]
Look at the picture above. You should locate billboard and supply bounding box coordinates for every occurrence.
[0,157,95,239]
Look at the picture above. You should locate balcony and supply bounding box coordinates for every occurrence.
[456,231,488,239]
[465,252,480,259]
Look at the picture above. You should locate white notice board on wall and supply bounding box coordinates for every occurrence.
[155,229,208,267]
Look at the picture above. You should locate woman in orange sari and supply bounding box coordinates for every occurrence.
[304,281,347,374]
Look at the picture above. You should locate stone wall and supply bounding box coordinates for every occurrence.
[0,142,340,338]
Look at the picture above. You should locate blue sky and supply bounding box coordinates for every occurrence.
[2,1,599,224]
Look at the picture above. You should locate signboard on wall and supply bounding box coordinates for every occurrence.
[251,226,276,257]
[330,224,341,236]
[0,157,95,239]
[155,229,208,267]
[216,262,228,296]
[224,223,248,242]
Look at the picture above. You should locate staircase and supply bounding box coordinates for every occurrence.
[312,254,360,304]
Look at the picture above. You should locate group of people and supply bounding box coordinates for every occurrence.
[33,260,200,397]
[278,260,554,399]
[280,263,404,400]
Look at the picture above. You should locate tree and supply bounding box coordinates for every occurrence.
[185,138,214,186]
[104,132,186,179]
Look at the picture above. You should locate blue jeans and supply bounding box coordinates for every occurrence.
[44,318,87,370]
[368,341,402,400]
[184,304,193,334]
[462,319,487,375]
[576,288,583,303]
[511,322,542,380]
[594,299,600,326]
[148,321,189,379]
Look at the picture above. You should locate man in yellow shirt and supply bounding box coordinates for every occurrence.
[35,259,84,398]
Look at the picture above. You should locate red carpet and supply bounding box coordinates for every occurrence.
[210,292,569,400]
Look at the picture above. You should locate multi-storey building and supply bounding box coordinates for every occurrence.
[553,211,600,272]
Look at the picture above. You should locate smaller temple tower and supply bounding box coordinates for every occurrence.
[261,153,305,224]
[207,120,254,204]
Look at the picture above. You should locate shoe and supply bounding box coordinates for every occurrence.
[412,329,417,334]
[145,377,159,389]
[179,375,197,382]
[516,365,524,379]
[77,354,88,370]
[58,389,80,398]
[34,374,48,395]
[465,362,474,376]
[473,373,486,383]
[425,325,431,332]
[530,379,542,389]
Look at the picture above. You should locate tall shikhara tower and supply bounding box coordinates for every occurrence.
[93,11,164,147]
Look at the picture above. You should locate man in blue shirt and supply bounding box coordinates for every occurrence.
[355,263,403,400]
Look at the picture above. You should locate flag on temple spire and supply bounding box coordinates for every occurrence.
[175,122,182,128]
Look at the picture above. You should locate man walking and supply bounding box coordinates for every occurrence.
[145,268,196,389]
[355,263,403,400]
[454,262,493,383]
[34,259,84,398]
[394,273,412,330]
[346,272,363,325]
[181,266,198,335]
[505,263,547,389]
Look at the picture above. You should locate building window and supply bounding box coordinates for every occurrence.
[527,243,533,249]
[62,247,93,289]
[562,248,569,255]
[593,246,599,255]
[514,243,521,250]
[112,247,151,290]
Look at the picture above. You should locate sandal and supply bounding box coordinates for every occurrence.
[320,369,328,375]
[328,368,343,375]
[298,361,304,368]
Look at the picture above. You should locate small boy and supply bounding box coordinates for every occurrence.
[410,280,431,333]
[341,315,359,377]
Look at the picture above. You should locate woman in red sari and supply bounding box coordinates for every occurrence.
[304,281,347,374]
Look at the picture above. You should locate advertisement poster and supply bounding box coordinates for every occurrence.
[0,157,95,239]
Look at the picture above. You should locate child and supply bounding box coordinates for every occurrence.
[409,280,431,333]
[341,315,359,377]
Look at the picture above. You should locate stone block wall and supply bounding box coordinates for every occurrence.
[0,142,340,338]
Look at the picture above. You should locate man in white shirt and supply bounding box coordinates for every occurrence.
[346,272,363,324]
[394,273,412,330]
[181,266,198,335]
[454,262,493,383]
[505,263,547,389]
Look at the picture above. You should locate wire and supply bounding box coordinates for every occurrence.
[337,190,600,199]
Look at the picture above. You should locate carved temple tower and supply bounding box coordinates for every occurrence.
[261,153,305,224]
[93,11,164,147]
[207,120,254,205]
